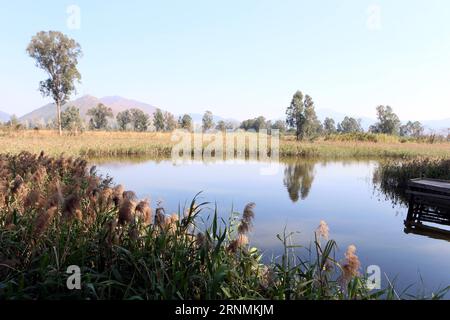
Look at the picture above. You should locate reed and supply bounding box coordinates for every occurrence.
[0,152,447,300]
[0,130,449,159]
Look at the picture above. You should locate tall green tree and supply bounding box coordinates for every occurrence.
[337,116,363,133]
[271,120,286,134]
[87,103,113,130]
[323,117,337,134]
[217,120,236,131]
[302,95,322,137]
[240,116,268,132]
[202,111,214,132]
[286,91,321,139]
[400,121,424,138]
[130,109,150,132]
[216,120,227,131]
[286,91,305,140]
[61,106,83,132]
[178,114,193,131]
[164,112,178,132]
[369,105,401,135]
[153,108,165,132]
[116,110,132,131]
[27,31,82,136]
[240,119,256,131]
[254,116,268,131]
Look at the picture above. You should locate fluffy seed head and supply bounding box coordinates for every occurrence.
[135,199,152,225]
[341,244,361,284]
[316,220,330,240]
[155,207,166,227]
[118,198,135,225]
[62,194,81,221]
[34,206,58,237]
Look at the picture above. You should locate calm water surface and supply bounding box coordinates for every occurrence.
[94,157,450,295]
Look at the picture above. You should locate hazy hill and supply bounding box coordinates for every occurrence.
[19,95,237,127]
[19,95,100,124]
[99,96,157,115]
[421,118,450,133]
[0,111,10,122]
[19,95,158,124]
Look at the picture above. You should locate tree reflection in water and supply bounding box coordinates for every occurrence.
[282,160,316,202]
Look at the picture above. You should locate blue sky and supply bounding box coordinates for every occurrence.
[1,0,449,121]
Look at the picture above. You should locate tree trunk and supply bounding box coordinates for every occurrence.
[56,101,62,136]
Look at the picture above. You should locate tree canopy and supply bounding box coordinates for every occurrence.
[286,91,305,140]
[87,103,113,130]
[370,105,401,135]
[323,117,337,134]
[116,110,132,131]
[164,112,178,132]
[337,117,363,133]
[178,114,193,131]
[153,109,165,132]
[240,116,269,132]
[400,121,424,138]
[130,108,150,132]
[202,111,214,132]
[61,106,83,132]
[286,91,321,140]
[271,120,286,134]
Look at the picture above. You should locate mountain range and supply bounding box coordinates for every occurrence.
[17,95,236,127]
[18,95,158,124]
[10,95,450,132]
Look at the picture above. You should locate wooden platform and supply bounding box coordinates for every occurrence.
[404,178,450,241]
[407,178,450,206]
[404,223,450,242]
[408,178,450,195]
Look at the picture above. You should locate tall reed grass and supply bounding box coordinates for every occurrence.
[0,130,449,159]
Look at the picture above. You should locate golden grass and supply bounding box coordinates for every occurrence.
[0,130,172,157]
[0,129,449,159]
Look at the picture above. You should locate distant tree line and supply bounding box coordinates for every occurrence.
[231,90,445,141]
[281,90,434,140]
[4,90,448,142]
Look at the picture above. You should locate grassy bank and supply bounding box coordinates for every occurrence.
[1,152,447,299]
[1,130,449,159]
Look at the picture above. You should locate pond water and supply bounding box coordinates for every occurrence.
[94,157,450,295]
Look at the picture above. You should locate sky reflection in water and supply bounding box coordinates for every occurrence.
[94,158,450,295]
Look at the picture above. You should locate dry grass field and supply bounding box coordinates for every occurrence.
[0,129,449,159]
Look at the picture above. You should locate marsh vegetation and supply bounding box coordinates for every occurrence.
[374,157,450,204]
[0,130,449,159]
[0,152,386,299]
[1,152,448,299]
